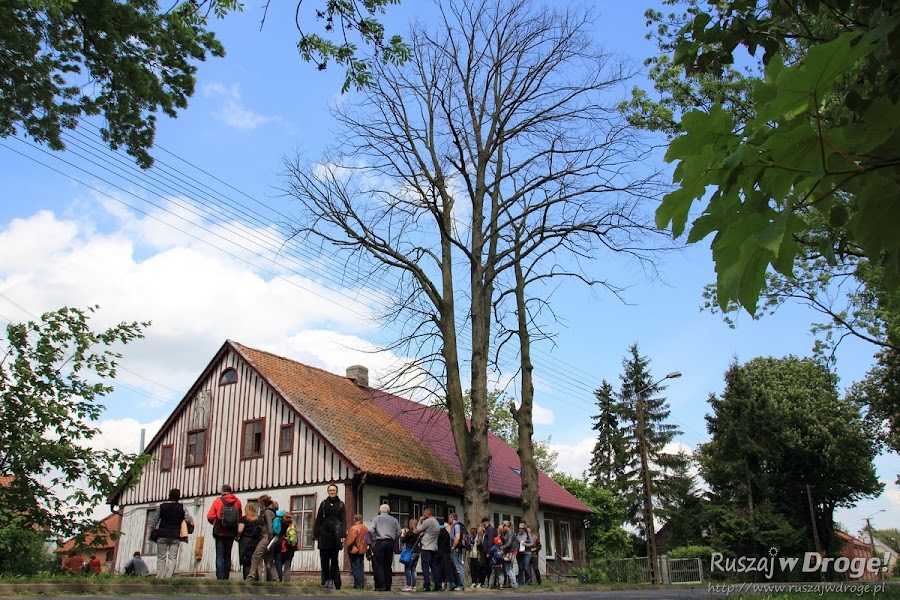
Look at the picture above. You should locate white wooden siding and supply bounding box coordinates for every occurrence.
[119,349,355,506]
[116,483,344,575]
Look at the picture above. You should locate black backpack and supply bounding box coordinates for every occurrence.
[220,498,239,532]
[456,522,471,551]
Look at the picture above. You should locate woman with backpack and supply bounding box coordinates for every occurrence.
[153,488,194,579]
[237,502,263,580]
[278,514,298,581]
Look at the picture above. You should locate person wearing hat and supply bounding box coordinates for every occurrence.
[479,517,497,560]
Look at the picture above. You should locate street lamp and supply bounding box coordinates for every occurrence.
[635,370,681,585]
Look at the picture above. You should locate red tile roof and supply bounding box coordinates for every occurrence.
[55,513,121,555]
[233,343,461,488]
[369,390,591,514]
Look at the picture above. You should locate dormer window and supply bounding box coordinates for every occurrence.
[219,368,238,385]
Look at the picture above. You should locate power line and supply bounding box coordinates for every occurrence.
[2,124,702,437]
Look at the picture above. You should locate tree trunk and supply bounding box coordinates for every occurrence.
[510,254,540,532]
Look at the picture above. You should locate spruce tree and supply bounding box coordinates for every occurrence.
[604,343,686,534]
[589,379,628,487]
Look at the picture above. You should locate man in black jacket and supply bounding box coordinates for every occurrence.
[480,517,496,557]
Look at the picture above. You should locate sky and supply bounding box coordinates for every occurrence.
[0,0,896,539]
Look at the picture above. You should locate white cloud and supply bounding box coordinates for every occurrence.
[88,418,166,454]
[550,436,594,478]
[203,82,290,131]
[533,403,555,425]
[0,200,389,407]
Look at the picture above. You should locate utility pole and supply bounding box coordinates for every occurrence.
[636,391,658,584]
[635,371,681,586]
[865,510,884,580]
[806,484,825,582]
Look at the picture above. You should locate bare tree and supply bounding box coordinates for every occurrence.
[282,0,666,526]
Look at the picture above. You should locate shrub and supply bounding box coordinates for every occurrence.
[572,564,607,584]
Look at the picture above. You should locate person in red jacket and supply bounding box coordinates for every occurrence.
[206,484,243,580]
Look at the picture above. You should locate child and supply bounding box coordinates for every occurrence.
[488,536,505,589]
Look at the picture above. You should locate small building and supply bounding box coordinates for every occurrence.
[55,513,121,573]
[835,531,878,580]
[859,532,898,576]
[110,340,591,577]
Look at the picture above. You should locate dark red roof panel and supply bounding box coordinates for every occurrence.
[369,390,591,513]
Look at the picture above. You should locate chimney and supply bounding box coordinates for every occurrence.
[346,365,369,387]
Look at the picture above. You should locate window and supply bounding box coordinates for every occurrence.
[186,430,205,466]
[290,494,317,549]
[544,520,555,559]
[160,444,173,471]
[493,512,512,528]
[242,419,264,458]
[219,368,238,385]
[279,424,293,454]
[424,500,449,521]
[381,495,412,525]
[559,522,572,559]
[143,509,157,556]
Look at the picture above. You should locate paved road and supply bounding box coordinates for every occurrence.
[1,583,897,599]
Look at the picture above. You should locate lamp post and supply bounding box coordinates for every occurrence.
[635,370,681,585]
[865,510,885,579]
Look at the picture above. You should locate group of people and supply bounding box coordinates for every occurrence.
[61,550,104,575]
[477,518,543,589]
[156,482,541,590]
[203,483,339,585]
[206,485,300,582]
[344,507,543,592]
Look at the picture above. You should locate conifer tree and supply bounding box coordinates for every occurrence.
[600,344,686,534]
[589,380,628,487]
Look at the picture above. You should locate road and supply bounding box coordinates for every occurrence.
[1,582,897,599]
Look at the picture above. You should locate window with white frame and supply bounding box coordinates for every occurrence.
[559,522,572,559]
[544,520,555,559]
[290,494,317,549]
[381,494,412,526]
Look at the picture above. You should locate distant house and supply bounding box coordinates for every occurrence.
[835,531,878,580]
[110,340,591,577]
[859,532,898,575]
[55,513,121,573]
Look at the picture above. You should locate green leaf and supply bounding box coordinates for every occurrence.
[756,32,874,125]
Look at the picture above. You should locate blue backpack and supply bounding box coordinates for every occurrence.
[272,509,284,535]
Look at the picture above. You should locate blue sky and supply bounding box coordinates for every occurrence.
[0,0,896,537]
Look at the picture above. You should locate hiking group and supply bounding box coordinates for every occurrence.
[183,483,544,589]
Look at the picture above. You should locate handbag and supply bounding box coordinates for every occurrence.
[179,520,189,540]
[399,534,422,565]
[149,528,160,543]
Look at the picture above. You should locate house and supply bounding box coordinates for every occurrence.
[859,532,898,575]
[110,340,592,577]
[55,513,121,573]
[835,531,878,580]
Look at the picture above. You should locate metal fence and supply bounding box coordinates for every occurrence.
[662,556,703,584]
[586,555,702,585]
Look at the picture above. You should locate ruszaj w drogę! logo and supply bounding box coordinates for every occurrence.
[709,547,890,580]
